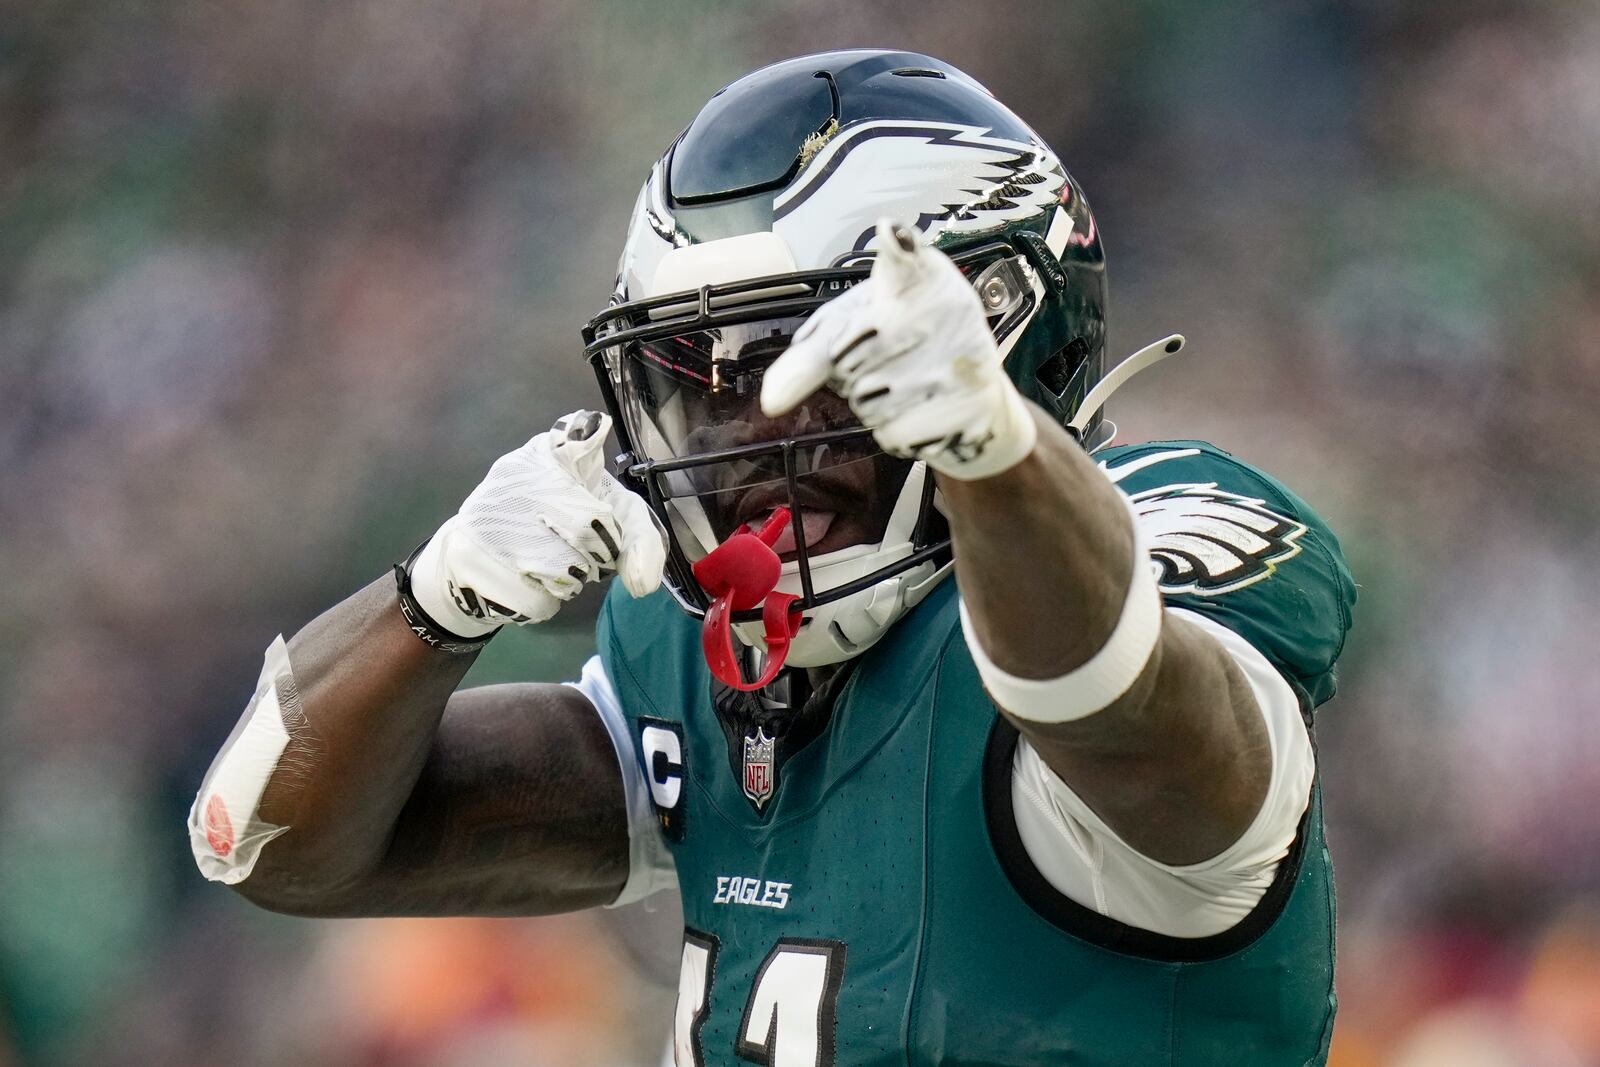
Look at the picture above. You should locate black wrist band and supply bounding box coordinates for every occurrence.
[393,540,498,654]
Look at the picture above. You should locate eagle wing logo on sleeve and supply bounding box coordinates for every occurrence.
[1130,483,1309,596]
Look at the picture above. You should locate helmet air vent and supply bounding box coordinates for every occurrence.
[1037,338,1090,400]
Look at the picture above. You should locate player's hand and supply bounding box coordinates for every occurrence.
[760,218,1037,481]
[410,410,666,635]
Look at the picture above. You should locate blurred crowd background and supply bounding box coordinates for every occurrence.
[4,0,1600,1064]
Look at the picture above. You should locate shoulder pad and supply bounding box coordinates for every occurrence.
[1098,441,1356,707]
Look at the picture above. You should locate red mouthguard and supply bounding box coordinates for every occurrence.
[692,508,803,692]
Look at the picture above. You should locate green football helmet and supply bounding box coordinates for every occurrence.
[583,49,1171,672]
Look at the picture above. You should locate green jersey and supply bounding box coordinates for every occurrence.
[597,441,1356,1066]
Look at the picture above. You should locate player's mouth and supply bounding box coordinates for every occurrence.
[761,507,835,555]
[732,484,862,560]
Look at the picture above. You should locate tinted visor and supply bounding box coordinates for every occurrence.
[611,318,912,558]
[619,318,850,453]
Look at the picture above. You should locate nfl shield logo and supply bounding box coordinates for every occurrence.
[742,729,777,809]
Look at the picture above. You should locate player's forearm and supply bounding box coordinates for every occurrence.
[225,575,479,906]
[940,406,1269,863]
[194,410,664,912]
[940,406,1139,680]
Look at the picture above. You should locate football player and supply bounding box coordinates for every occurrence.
[192,50,1356,1066]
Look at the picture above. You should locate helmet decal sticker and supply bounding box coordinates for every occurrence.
[772,121,1066,264]
[797,117,841,169]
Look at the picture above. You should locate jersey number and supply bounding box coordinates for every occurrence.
[675,930,847,1067]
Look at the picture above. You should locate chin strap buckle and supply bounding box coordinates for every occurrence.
[692,508,803,692]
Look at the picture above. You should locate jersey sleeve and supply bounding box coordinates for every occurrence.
[1011,608,1315,936]
[1002,441,1350,935]
[1102,441,1357,707]
[564,654,677,907]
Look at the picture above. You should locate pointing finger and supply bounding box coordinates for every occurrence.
[760,281,877,416]
[760,325,836,418]
[871,217,930,295]
[546,409,613,491]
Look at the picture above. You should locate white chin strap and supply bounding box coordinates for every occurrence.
[1070,334,1187,439]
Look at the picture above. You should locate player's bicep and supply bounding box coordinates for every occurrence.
[1012,612,1314,935]
[1156,610,1316,873]
[311,680,634,917]
[1011,606,1276,865]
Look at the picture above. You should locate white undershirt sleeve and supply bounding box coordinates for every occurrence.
[566,654,678,907]
[1009,608,1315,938]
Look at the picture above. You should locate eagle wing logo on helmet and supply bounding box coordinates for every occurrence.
[772,120,1067,265]
[1130,483,1309,596]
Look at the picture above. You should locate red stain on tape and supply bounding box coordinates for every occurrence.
[205,794,235,857]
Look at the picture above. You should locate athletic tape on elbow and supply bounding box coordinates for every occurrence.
[960,500,1161,722]
[188,635,298,884]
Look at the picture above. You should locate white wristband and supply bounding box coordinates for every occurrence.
[960,503,1162,722]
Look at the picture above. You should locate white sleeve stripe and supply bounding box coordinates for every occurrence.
[565,655,677,907]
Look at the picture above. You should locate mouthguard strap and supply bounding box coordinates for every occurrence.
[693,509,804,692]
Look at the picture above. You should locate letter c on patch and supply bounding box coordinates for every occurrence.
[641,724,683,809]
[638,717,687,842]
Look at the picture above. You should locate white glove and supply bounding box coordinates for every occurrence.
[760,218,1038,481]
[410,410,667,635]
